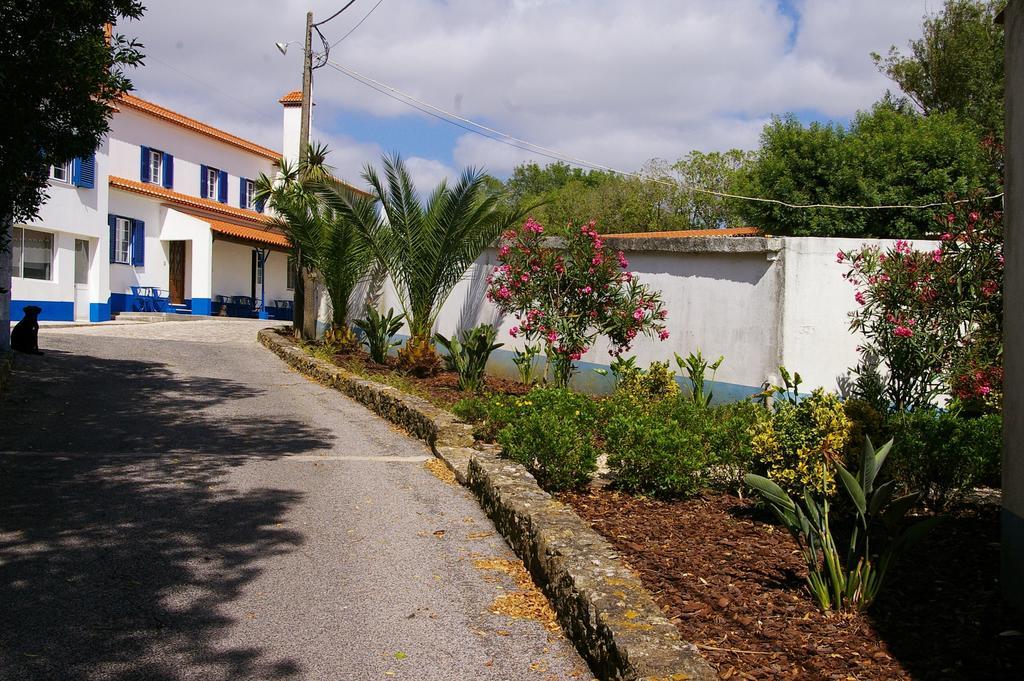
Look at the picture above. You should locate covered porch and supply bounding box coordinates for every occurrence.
[158,208,293,320]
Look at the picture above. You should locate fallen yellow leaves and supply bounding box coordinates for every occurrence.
[424,457,458,485]
[473,558,560,632]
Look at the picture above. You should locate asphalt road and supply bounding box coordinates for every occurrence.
[0,320,589,681]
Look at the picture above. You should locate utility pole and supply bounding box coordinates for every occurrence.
[290,10,314,339]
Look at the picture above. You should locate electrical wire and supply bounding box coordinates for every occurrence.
[317,56,1004,211]
[329,0,384,48]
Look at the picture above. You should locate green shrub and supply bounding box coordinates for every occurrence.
[616,360,679,404]
[496,387,599,491]
[887,409,1002,509]
[702,400,763,490]
[750,388,852,496]
[452,394,519,442]
[843,398,888,468]
[604,400,708,498]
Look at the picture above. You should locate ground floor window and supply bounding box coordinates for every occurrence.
[287,255,296,290]
[12,227,54,280]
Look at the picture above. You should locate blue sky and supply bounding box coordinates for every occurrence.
[127,0,930,187]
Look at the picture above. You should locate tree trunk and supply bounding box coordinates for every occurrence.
[0,214,12,352]
[292,251,305,339]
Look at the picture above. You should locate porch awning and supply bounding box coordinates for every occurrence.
[207,219,291,249]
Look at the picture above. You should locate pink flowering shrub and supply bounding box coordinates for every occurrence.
[839,195,1003,412]
[486,218,669,387]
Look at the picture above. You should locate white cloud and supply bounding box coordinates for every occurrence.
[121,0,932,179]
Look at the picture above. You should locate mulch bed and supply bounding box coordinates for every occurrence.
[327,349,530,408]
[560,490,1024,680]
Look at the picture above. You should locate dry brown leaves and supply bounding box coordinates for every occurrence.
[474,558,561,632]
[424,457,458,485]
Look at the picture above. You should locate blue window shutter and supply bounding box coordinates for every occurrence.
[200,165,208,198]
[162,153,174,189]
[74,154,96,189]
[131,219,145,267]
[108,215,117,263]
[140,146,151,183]
[218,170,228,203]
[240,177,247,208]
[255,195,266,213]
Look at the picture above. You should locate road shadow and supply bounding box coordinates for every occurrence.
[0,348,334,680]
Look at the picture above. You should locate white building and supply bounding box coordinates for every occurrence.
[10,91,314,322]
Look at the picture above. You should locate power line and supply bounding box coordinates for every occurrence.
[330,0,384,48]
[317,55,1003,211]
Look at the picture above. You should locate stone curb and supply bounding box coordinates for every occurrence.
[0,350,13,397]
[258,327,715,681]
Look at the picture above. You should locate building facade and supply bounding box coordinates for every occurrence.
[10,93,300,323]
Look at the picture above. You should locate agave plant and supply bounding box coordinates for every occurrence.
[434,324,504,393]
[321,153,527,345]
[744,437,938,612]
[355,306,405,364]
[255,144,376,334]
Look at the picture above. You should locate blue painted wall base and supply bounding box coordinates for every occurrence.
[89,302,111,322]
[191,297,212,315]
[11,300,74,322]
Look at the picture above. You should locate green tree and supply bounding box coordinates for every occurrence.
[734,102,997,237]
[661,150,753,229]
[1,1,144,350]
[872,0,1005,144]
[256,144,376,332]
[1,2,145,233]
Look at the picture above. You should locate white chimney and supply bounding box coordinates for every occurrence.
[279,91,304,167]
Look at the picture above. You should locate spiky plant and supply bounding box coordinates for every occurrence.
[255,143,376,331]
[321,153,526,345]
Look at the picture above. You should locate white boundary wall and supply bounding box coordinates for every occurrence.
[316,235,938,398]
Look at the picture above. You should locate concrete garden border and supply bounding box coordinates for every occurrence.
[258,327,715,681]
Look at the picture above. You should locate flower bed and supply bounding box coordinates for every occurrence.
[562,490,1022,681]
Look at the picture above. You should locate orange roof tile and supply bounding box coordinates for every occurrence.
[109,176,271,226]
[116,93,281,161]
[602,227,762,239]
[207,219,291,249]
[279,90,303,105]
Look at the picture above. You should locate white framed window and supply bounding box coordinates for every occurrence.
[50,161,72,184]
[148,149,163,185]
[114,217,132,264]
[244,179,256,210]
[206,167,219,199]
[255,251,265,285]
[11,227,54,281]
[286,256,296,290]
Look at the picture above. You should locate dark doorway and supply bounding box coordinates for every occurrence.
[169,241,185,305]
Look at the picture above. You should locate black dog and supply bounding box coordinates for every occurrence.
[11,305,43,354]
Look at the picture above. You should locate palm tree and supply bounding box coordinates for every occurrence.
[319,153,526,344]
[255,144,376,332]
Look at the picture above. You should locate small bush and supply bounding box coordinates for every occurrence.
[616,361,679,404]
[701,400,763,490]
[604,398,708,498]
[435,324,503,393]
[887,409,1002,509]
[843,398,888,467]
[452,394,520,442]
[751,388,852,496]
[496,387,600,491]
